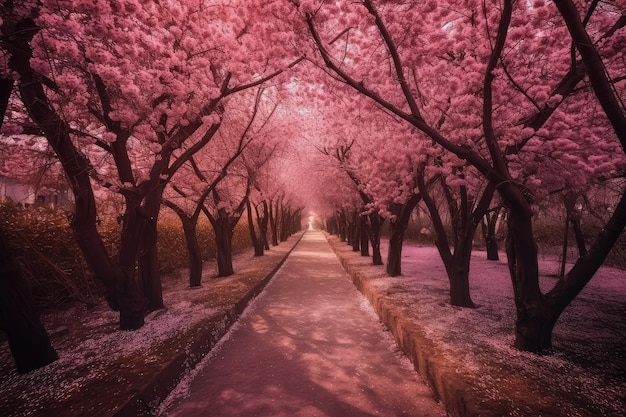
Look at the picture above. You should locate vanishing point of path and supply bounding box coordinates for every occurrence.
[162,231,445,417]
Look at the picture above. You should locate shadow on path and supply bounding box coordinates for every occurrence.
[161,231,443,417]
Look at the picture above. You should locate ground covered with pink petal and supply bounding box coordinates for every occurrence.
[328,235,625,417]
[1,231,623,417]
[0,235,301,417]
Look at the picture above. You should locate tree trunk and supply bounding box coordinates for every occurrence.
[482,208,501,261]
[213,216,234,277]
[182,217,203,287]
[386,195,421,276]
[117,198,150,329]
[447,234,476,307]
[351,210,360,252]
[338,211,347,241]
[369,212,384,266]
[559,210,570,279]
[504,199,546,351]
[359,214,369,256]
[259,201,270,250]
[139,184,164,311]
[386,224,404,276]
[0,229,58,373]
[247,200,264,257]
[269,201,279,246]
[0,78,13,126]
[280,206,290,242]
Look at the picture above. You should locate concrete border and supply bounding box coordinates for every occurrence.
[112,232,305,417]
[327,236,488,417]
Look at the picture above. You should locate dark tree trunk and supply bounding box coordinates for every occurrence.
[351,210,360,252]
[139,184,164,311]
[368,212,384,266]
[338,211,347,241]
[0,229,58,373]
[386,225,405,276]
[505,212,548,351]
[117,197,151,329]
[0,78,13,126]
[482,208,501,261]
[447,233,476,307]
[269,201,279,246]
[280,206,290,242]
[163,200,203,288]
[386,195,421,276]
[259,201,270,250]
[359,214,369,256]
[419,175,496,308]
[247,200,264,257]
[213,216,235,277]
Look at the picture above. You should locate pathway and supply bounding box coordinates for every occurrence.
[161,231,444,417]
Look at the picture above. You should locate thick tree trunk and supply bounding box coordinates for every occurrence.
[386,224,405,276]
[214,217,234,277]
[0,229,58,373]
[369,213,384,266]
[182,217,203,287]
[247,200,264,257]
[447,235,476,308]
[259,201,270,251]
[139,185,164,311]
[504,201,546,351]
[0,78,13,126]
[386,195,421,276]
[117,198,151,329]
[482,208,501,261]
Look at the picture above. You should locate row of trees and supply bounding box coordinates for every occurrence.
[290,0,625,353]
[0,0,305,372]
[0,0,624,373]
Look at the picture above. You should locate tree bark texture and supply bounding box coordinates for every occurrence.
[482,208,501,261]
[247,200,264,257]
[213,216,235,277]
[359,215,370,256]
[386,195,421,276]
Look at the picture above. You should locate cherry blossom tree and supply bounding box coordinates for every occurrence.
[293,0,625,352]
[1,0,301,329]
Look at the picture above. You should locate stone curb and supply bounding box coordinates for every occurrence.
[326,236,488,417]
[111,232,305,417]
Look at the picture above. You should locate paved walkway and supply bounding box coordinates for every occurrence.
[162,231,444,417]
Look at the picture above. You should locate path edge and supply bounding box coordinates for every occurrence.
[325,234,485,417]
[111,231,306,417]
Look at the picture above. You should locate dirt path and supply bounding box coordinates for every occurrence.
[160,231,444,417]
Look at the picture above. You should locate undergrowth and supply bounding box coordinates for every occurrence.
[0,202,253,309]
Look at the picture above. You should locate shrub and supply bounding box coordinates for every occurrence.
[0,202,102,309]
[0,202,256,308]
